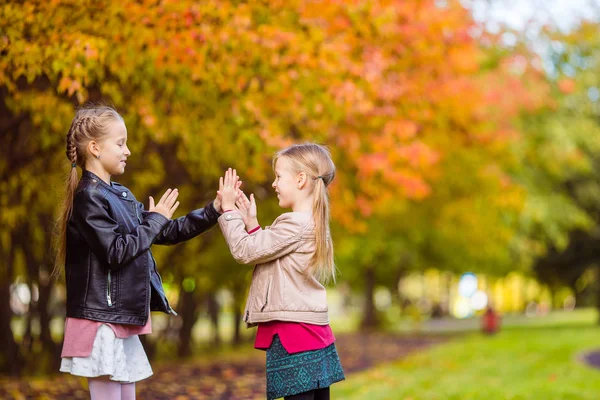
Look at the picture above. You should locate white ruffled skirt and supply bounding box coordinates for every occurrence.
[60,324,153,383]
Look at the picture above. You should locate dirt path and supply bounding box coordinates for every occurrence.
[0,332,445,399]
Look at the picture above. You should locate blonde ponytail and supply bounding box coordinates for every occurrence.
[275,143,336,284]
[312,173,335,284]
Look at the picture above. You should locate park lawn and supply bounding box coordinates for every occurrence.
[332,322,600,400]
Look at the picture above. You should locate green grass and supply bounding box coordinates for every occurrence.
[332,312,600,399]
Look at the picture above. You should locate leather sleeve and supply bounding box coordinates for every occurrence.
[72,188,169,269]
[141,201,220,245]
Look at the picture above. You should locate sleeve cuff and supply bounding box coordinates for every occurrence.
[145,212,170,226]
[206,201,221,220]
[247,225,261,234]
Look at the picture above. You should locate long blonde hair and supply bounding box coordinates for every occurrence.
[53,105,124,277]
[274,143,336,284]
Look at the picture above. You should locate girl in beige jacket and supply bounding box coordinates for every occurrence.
[218,143,345,400]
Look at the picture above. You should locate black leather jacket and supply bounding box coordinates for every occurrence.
[65,170,220,325]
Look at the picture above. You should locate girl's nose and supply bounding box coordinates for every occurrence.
[272,181,276,188]
[124,146,131,156]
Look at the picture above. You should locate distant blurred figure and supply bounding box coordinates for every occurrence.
[482,306,501,335]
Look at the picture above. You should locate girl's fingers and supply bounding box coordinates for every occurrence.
[149,196,155,210]
[241,194,249,207]
[250,193,255,205]
[219,176,224,191]
[170,201,180,214]
[158,188,172,205]
[236,189,246,203]
[165,188,179,207]
[225,168,232,187]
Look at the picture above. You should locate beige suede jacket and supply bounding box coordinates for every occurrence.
[218,210,329,327]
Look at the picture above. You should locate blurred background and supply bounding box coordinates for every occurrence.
[2,0,600,398]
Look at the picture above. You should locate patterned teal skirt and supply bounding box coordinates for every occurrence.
[266,335,345,400]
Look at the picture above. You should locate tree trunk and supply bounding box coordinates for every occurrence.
[38,216,59,369]
[177,287,198,357]
[0,243,22,376]
[37,270,58,369]
[391,262,406,307]
[207,292,221,346]
[232,283,244,345]
[361,266,379,329]
[22,281,34,354]
[19,218,60,373]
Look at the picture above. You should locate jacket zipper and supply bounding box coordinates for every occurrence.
[107,270,113,307]
[136,202,178,316]
[260,281,270,312]
[134,203,141,222]
[245,267,258,322]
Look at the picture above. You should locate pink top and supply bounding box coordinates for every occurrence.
[254,321,335,354]
[61,314,152,358]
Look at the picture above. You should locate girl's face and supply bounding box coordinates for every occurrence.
[272,157,299,209]
[96,120,131,176]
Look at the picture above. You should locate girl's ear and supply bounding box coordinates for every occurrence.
[87,140,100,159]
[297,172,307,189]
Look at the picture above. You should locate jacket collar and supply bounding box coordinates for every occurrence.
[82,170,133,200]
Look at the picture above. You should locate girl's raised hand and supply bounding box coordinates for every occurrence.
[217,168,241,211]
[236,191,259,231]
[236,191,257,219]
[215,174,242,213]
[149,188,180,219]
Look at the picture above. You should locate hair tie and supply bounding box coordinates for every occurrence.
[71,163,77,168]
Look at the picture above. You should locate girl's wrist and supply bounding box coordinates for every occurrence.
[222,203,235,211]
[246,218,259,230]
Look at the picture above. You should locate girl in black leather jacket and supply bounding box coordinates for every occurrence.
[54,105,227,399]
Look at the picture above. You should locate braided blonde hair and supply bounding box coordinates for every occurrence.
[53,105,123,277]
